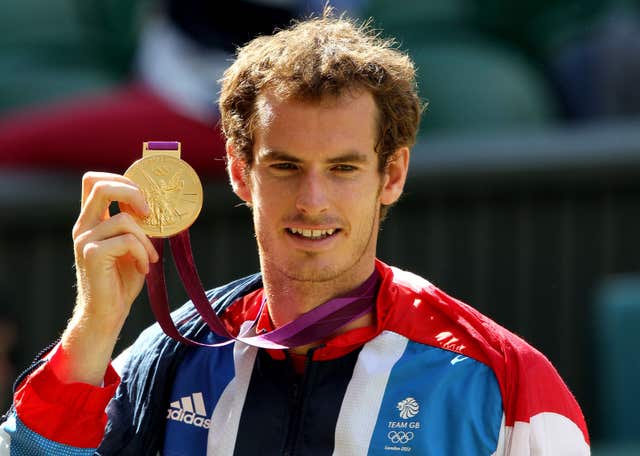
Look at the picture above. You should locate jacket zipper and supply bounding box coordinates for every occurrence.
[282,347,320,456]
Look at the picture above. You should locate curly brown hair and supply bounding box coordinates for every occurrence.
[219,10,423,173]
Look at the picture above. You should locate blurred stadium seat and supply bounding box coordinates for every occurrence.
[594,276,640,445]
[363,0,476,45]
[411,42,558,135]
[0,0,140,113]
[363,0,559,135]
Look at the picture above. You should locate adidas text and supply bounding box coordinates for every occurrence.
[167,408,211,429]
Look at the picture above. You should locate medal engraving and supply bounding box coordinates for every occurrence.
[124,143,203,237]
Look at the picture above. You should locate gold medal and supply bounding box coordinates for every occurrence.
[123,141,203,238]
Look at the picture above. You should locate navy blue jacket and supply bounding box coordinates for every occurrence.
[98,273,262,455]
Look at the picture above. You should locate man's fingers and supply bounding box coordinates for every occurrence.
[82,233,152,276]
[75,212,159,264]
[81,172,138,207]
[75,179,150,237]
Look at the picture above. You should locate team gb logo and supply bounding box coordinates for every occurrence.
[397,397,420,419]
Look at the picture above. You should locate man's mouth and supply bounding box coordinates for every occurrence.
[287,227,339,240]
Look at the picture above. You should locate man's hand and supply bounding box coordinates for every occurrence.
[56,172,159,386]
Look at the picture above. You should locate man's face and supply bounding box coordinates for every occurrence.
[229,89,408,286]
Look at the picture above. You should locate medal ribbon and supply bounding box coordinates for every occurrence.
[146,231,379,348]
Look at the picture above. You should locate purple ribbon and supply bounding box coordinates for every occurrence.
[147,141,180,150]
[146,231,379,348]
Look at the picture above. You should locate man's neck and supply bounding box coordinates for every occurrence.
[262,266,377,355]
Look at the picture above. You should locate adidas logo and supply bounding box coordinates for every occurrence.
[166,392,211,429]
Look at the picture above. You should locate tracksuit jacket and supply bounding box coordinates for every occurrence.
[0,260,590,455]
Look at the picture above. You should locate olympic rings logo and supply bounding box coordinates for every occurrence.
[387,431,414,444]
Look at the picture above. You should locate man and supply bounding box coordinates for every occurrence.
[0,11,589,455]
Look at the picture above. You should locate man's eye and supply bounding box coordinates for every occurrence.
[272,163,298,171]
[332,164,357,172]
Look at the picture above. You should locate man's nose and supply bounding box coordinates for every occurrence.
[295,171,329,215]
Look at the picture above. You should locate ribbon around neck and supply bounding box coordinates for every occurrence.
[146,231,380,349]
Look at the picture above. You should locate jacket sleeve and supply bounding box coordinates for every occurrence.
[0,344,119,455]
[493,340,590,455]
[494,412,591,456]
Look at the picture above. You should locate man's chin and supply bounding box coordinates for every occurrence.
[271,256,345,283]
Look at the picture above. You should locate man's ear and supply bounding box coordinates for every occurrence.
[380,147,410,206]
[226,142,252,204]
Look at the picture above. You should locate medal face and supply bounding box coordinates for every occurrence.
[124,154,203,238]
